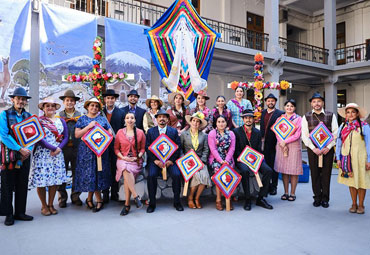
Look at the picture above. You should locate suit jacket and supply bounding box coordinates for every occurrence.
[146,125,181,163]
[260,108,284,152]
[180,130,209,164]
[103,107,125,134]
[233,126,262,161]
[121,105,146,130]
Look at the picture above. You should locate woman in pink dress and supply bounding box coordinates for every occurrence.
[114,113,146,216]
[274,99,303,201]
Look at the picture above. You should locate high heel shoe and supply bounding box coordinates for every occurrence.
[134,196,143,209]
[120,205,130,216]
[92,202,104,213]
[85,199,95,210]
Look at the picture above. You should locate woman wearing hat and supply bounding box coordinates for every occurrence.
[180,112,211,209]
[226,86,252,128]
[74,98,112,213]
[273,99,303,202]
[190,90,212,133]
[143,95,163,133]
[167,91,190,135]
[29,98,68,216]
[336,103,370,214]
[208,115,236,210]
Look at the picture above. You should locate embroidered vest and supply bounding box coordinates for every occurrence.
[305,111,333,133]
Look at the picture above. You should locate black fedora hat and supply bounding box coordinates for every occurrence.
[155,109,170,118]
[59,90,80,101]
[264,93,278,101]
[127,89,140,98]
[102,89,119,98]
[9,87,31,99]
[240,109,255,118]
[309,92,324,102]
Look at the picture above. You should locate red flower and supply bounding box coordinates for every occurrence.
[97,74,101,79]
[94,91,100,96]
[102,74,109,81]
[72,75,76,82]
[95,54,101,60]
[93,46,97,51]
[94,64,100,69]
[93,86,99,91]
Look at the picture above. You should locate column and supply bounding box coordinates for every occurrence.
[264,0,280,53]
[29,1,40,115]
[324,0,336,66]
[324,76,338,114]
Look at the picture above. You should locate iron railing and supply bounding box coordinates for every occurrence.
[279,37,329,64]
[335,43,370,65]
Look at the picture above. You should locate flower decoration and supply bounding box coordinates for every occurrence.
[280,80,290,90]
[254,81,263,90]
[255,91,263,100]
[194,111,205,120]
[63,36,128,104]
[230,81,241,90]
[254,53,264,63]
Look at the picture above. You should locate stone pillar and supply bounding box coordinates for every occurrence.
[279,22,287,39]
[324,76,338,114]
[324,0,336,66]
[29,1,40,115]
[265,0,280,53]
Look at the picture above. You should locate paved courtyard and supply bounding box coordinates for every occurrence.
[1,169,370,255]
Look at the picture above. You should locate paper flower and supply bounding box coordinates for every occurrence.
[254,81,263,90]
[280,80,290,90]
[255,91,263,100]
[254,52,264,63]
[230,81,240,90]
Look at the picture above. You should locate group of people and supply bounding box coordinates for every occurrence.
[0,85,369,227]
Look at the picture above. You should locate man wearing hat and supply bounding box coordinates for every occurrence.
[121,90,146,130]
[0,87,33,226]
[234,109,273,211]
[145,109,184,213]
[260,93,284,195]
[57,90,83,208]
[102,89,125,202]
[302,92,338,208]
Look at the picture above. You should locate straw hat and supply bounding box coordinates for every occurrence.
[38,97,61,110]
[185,112,208,130]
[145,95,163,108]
[84,98,102,110]
[338,103,367,119]
[168,91,190,106]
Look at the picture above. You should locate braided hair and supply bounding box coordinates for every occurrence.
[133,126,140,165]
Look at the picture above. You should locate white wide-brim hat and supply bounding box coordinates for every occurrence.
[38,97,61,110]
[338,103,367,119]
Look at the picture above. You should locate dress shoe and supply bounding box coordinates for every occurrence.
[4,215,14,226]
[243,200,252,211]
[14,213,33,221]
[313,201,321,207]
[59,201,67,208]
[92,202,104,213]
[269,188,277,196]
[321,201,329,208]
[174,202,184,211]
[71,198,83,206]
[256,198,273,210]
[146,205,156,213]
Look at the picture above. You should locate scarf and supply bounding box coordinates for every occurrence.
[40,116,63,143]
[231,99,244,113]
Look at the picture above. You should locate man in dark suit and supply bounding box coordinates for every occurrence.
[260,93,284,195]
[234,109,273,211]
[145,109,184,213]
[102,89,125,203]
[121,90,146,130]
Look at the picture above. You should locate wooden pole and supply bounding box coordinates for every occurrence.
[162,166,167,180]
[97,156,102,171]
[183,181,189,196]
[318,155,323,168]
[226,198,231,211]
[255,173,263,188]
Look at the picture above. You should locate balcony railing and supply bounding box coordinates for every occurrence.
[279,37,329,64]
[48,0,269,51]
[335,43,370,65]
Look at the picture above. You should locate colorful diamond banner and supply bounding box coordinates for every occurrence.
[237,145,264,174]
[82,122,113,157]
[309,122,334,150]
[12,115,46,148]
[176,149,203,182]
[211,163,241,199]
[271,116,297,141]
[149,134,178,164]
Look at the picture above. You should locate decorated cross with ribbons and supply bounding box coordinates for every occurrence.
[176,149,204,196]
[82,122,113,171]
[211,163,241,211]
[228,53,291,122]
[149,134,178,180]
[63,36,134,104]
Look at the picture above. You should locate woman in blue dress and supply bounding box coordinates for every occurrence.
[74,98,111,213]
